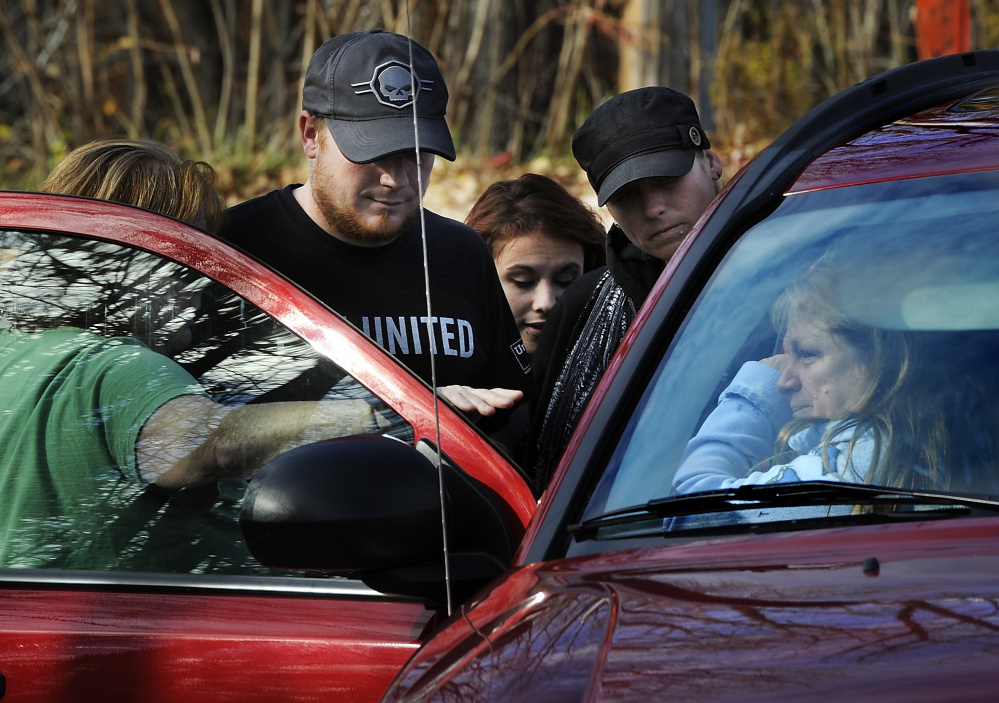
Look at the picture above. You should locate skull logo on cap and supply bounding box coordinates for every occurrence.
[379,65,413,103]
[353,60,435,109]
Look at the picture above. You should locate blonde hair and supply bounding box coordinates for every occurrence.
[40,138,225,233]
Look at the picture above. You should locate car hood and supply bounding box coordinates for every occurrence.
[385,517,999,702]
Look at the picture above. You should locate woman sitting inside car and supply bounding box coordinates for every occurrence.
[672,256,995,497]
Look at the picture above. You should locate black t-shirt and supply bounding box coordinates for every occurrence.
[219,185,530,392]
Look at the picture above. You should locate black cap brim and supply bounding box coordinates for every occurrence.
[596,148,697,206]
[327,115,456,163]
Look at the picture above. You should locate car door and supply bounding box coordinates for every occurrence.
[0,192,535,703]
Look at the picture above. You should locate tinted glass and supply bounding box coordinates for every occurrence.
[579,171,999,537]
[0,230,410,574]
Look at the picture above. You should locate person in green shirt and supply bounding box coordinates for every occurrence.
[0,324,384,570]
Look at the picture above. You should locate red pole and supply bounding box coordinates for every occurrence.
[915,0,972,60]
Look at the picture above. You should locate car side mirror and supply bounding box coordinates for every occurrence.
[240,434,518,606]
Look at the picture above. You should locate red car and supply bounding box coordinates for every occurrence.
[245,52,999,701]
[4,50,999,703]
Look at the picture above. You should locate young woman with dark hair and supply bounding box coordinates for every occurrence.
[466,173,606,357]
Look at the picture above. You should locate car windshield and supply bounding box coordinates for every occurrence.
[577,170,999,538]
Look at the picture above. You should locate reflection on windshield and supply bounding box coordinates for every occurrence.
[585,171,999,523]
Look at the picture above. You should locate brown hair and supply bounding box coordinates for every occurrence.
[40,138,226,233]
[465,173,606,271]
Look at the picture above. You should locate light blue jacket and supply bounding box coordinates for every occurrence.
[672,361,875,495]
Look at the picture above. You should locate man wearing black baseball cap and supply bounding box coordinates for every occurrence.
[527,87,723,490]
[220,30,529,420]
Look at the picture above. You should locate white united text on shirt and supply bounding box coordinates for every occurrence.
[361,316,474,357]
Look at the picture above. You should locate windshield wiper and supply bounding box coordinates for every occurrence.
[569,481,999,541]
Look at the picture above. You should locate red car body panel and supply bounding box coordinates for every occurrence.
[788,88,999,194]
[386,517,999,702]
[0,191,535,701]
[788,118,999,194]
[0,587,432,702]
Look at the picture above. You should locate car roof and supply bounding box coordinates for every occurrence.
[788,83,999,194]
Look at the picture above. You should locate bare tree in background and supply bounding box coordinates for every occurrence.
[1,0,997,193]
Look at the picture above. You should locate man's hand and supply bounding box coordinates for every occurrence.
[438,386,523,417]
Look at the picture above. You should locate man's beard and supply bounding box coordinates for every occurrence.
[311,161,415,245]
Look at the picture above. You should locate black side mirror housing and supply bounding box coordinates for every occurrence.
[240,434,519,606]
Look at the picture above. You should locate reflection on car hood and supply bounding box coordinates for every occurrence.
[386,517,999,702]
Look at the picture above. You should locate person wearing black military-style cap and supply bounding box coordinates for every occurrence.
[525,87,724,492]
[220,30,530,423]
[573,87,722,262]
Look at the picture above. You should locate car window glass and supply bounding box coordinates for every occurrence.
[0,229,411,575]
[581,171,999,527]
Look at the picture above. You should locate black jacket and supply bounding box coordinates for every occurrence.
[523,224,664,491]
